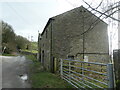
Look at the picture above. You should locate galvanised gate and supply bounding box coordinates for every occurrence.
[60,59,115,88]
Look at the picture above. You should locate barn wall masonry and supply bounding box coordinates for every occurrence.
[38,6,109,72]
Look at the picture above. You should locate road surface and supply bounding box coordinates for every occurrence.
[1,55,32,88]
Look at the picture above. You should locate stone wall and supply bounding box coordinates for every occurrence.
[52,6,109,63]
[39,23,51,71]
[39,6,109,72]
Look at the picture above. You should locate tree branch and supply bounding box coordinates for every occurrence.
[82,0,120,22]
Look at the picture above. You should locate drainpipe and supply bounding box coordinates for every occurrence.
[118,2,120,49]
[80,9,86,60]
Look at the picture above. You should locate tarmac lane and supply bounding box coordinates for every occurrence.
[1,56,31,88]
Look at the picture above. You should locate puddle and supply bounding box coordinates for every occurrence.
[19,74,28,81]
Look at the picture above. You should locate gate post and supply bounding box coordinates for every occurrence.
[60,59,63,77]
[107,63,115,88]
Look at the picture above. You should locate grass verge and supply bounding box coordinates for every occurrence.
[25,54,73,88]
[2,53,17,56]
[31,72,73,88]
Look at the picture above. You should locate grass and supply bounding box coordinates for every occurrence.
[2,53,17,56]
[25,54,73,88]
[21,49,38,54]
[22,42,38,54]
[31,72,73,88]
[31,42,38,50]
[25,54,37,61]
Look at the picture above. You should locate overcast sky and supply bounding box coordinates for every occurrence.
[1,0,104,41]
[0,0,79,41]
[0,0,119,51]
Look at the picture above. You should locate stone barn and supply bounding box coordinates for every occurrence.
[38,6,109,73]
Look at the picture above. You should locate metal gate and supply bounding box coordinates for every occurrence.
[60,59,115,88]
